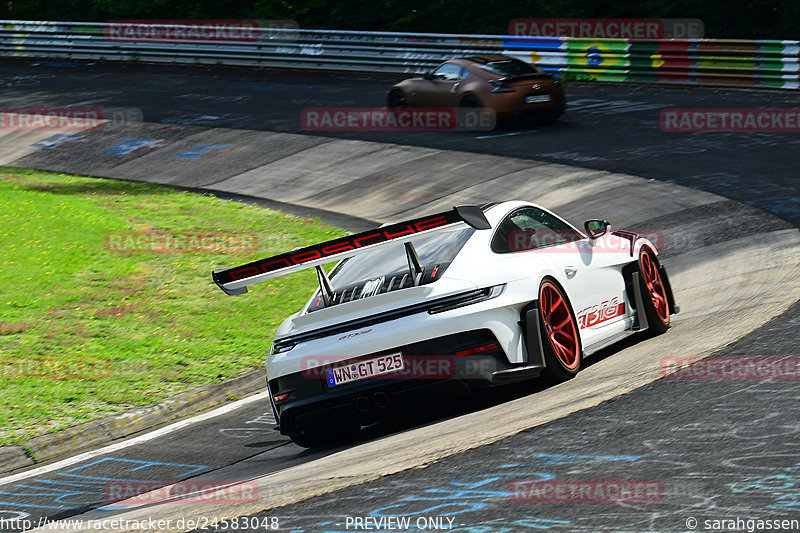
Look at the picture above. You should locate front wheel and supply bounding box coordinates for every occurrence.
[460,95,481,108]
[387,89,408,108]
[538,279,582,383]
[637,248,670,334]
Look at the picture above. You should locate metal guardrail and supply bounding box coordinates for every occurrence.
[1,20,798,89]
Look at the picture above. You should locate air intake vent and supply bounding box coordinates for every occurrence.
[307,265,445,313]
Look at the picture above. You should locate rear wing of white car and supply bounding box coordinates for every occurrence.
[212,205,491,296]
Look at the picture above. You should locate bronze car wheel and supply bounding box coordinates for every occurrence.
[460,95,481,107]
[387,89,409,108]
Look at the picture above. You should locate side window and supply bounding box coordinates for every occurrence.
[491,207,582,253]
[432,63,463,81]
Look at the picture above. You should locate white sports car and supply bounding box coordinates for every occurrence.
[213,201,678,447]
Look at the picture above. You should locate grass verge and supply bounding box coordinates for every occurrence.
[0,168,347,445]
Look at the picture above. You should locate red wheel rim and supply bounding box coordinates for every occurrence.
[641,250,670,322]
[539,282,580,370]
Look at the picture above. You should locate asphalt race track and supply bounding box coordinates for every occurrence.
[228,303,800,533]
[0,59,798,533]
[1,60,799,227]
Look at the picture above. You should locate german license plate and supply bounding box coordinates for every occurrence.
[325,353,404,387]
[525,94,551,103]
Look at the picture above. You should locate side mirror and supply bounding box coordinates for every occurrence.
[423,71,434,80]
[584,219,609,239]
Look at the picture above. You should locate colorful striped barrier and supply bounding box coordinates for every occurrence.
[1,20,798,90]
[503,37,800,89]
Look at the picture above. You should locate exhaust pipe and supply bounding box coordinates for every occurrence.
[355,396,371,413]
[373,392,390,409]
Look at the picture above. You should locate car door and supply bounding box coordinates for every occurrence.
[491,206,627,337]
[416,63,465,107]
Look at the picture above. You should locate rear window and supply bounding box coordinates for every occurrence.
[478,59,539,77]
[327,227,474,290]
[304,227,475,312]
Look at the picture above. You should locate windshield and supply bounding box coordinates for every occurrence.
[479,59,539,77]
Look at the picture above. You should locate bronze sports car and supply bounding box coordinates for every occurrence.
[388,54,566,124]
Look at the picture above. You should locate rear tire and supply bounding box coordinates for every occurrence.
[541,112,560,125]
[287,431,320,448]
[637,248,670,334]
[288,423,360,448]
[538,279,582,383]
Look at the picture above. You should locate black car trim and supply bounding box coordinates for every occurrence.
[272,286,501,352]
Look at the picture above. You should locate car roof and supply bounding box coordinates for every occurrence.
[458,54,516,64]
[448,55,536,78]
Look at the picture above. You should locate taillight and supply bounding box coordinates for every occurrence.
[455,343,501,356]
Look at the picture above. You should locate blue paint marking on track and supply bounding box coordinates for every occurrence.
[0,500,71,509]
[513,452,643,465]
[365,453,643,521]
[175,144,234,158]
[65,457,207,477]
[449,472,554,489]
[733,460,800,511]
[745,198,800,215]
[4,485,104,506]
[23,480,105,488]
[0,457,208,511]
[31,134,86,149]
[103,140,168,154]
